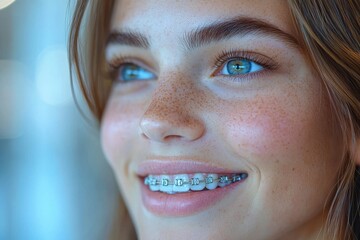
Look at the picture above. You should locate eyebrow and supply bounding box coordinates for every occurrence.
[107,16,300,51]
[183,17,300,50]
[107,30,150,48]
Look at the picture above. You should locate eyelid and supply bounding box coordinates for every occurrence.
[108,55,155,71]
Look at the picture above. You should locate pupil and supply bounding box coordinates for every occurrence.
[122,65,139,80]
[227,59,251,74]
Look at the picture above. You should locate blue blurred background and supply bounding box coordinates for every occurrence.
[0,1,120,239]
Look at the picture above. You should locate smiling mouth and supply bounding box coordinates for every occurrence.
[144,172,248,194]
[138,160,249,216]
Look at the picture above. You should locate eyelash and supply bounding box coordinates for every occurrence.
[109,56,139,69]
[107,50,278,82]
[211,49,278,81]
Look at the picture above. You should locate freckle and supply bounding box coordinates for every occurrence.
[292,168,295,171]
[147,73,209,129]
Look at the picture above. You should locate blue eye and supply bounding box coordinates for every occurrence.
[220,58,263,75]
[120,63,155,82]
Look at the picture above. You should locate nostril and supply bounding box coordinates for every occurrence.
[163,135,185,141]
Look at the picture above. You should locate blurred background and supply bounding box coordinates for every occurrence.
[0,1,120,239]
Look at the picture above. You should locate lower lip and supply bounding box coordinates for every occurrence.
[140,178,246,217]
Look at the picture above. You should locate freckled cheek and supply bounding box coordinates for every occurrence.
[221,103,304,159]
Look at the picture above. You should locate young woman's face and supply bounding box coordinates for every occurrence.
[101,0,344,239]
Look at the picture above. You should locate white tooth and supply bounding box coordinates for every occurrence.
[159,175,173,193]
[173,174,190,192]
[218,175,230,188]
[190,173,206,191]
[148,175,160,191]
[205,173,218,190]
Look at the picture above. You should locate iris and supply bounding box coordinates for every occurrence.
[221,58,263,76]
[227,59,251,74]
[121,63,155,82]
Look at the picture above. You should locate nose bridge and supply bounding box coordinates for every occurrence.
[139,73,205,142]
[150,75,193,115]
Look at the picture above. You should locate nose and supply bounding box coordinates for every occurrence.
[139,80,205,142]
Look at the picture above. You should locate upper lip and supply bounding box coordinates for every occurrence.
[136,158,246,177]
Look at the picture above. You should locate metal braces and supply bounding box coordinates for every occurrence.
[144,173,248,187]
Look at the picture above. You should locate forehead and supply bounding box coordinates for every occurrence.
[110,0,296,38]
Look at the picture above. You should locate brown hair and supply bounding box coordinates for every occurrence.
[288,1,360,239]
[69,1,136,238]
[68,0,114,119]
[68,0,360,239]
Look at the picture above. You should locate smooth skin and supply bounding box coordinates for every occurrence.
[101,1,345,239]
